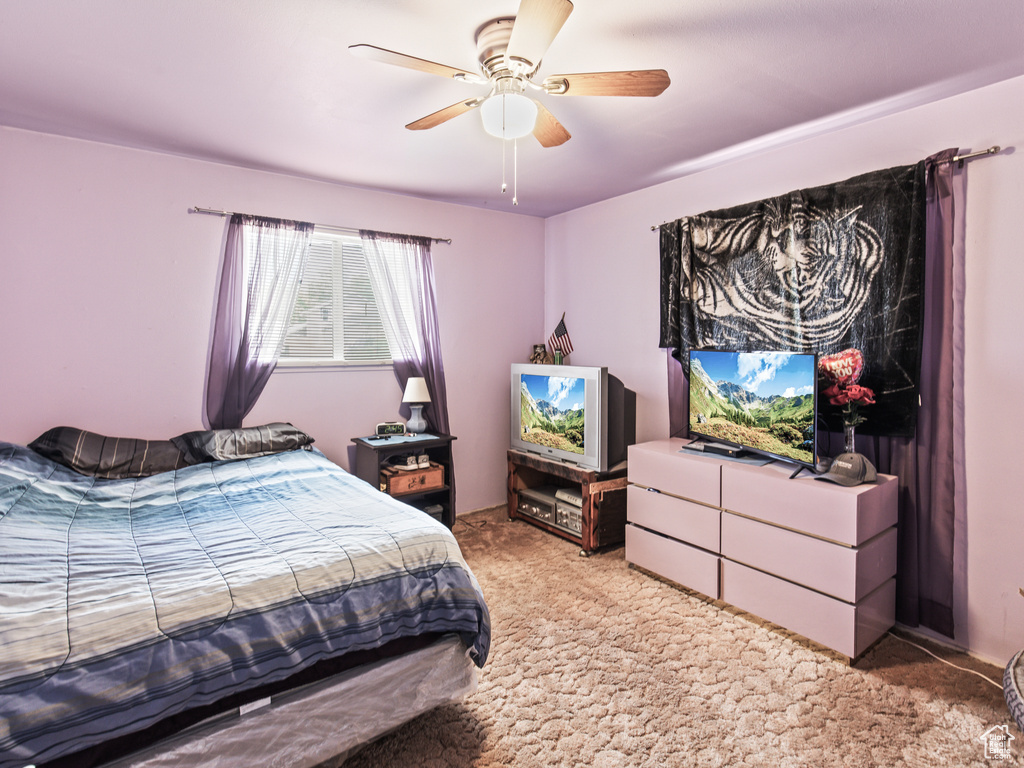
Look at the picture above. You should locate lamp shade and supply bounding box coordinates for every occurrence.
[480,91,538,140]
[402,377,431,404]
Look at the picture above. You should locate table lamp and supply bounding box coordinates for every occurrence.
[402,377,431,434]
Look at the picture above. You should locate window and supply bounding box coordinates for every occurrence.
[279,229,392,366]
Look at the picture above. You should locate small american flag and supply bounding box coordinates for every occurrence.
[548,314,573,358]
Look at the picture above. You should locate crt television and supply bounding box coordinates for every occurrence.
[687,349,818,470]
[510,364,635,473]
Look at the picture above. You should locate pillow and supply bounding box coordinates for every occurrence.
[29,427,193,479]
[171,423,314,463]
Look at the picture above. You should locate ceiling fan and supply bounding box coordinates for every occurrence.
[349,0,671,148]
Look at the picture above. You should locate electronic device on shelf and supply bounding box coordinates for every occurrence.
[516,486,583,535]
[510,363,635,473]
[375,422,406,437]
[554,487,583,507]
[687,348,818,472]
[681,440,750,459]
[422,504,444,523]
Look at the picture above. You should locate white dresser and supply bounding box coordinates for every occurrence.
[625,438,898,661]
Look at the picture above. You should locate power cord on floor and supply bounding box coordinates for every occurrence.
[452,518,489,531]
[887,631,1002,690]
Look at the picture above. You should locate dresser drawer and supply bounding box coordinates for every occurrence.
[721,560,895,659]
[721,462,898,546]
[628,440,721,506]
[627,484,720,552]
[626,524,720,600]
[721,512,897,602]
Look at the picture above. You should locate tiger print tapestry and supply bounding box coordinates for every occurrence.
[660,162,926,437]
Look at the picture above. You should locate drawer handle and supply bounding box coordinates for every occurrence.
[646,487,661,494]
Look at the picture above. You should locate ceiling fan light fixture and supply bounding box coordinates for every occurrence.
[480,89,537,140]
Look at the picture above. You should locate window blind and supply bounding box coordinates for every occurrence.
[280,231,391,365]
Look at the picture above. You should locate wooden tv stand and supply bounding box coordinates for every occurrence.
[507,450,628,555]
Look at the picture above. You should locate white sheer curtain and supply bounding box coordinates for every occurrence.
[359,230,452,437]
[205,214,313,429]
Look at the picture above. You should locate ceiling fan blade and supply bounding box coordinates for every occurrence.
[349,44,484,83]
[543,70,671,97]
[531,100,571,147]
[506,0,574,70]
[406,98,483,131]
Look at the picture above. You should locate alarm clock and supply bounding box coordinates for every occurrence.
[375,421,406,437]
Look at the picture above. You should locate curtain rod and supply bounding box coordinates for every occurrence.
[648,145,1002,231]
[189,207,452,244]
[947,145,1001,165]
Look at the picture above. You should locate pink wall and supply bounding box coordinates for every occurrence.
[0,127,545,515]
[544,74,1024,665]
[4,73,1023,664]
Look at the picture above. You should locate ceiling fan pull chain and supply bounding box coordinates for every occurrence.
[499,137,507,195]
[499,131,507,193]
[513,138,519,206]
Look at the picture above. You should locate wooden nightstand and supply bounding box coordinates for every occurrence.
[351,433,456,528]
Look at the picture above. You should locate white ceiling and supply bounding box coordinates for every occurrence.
[3,1,1023,218]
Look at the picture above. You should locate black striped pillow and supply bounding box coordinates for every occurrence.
[171,423,314,463]
[29,427,192,479]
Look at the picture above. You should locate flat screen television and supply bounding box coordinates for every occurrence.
[687,349,818,470]
[510,364,635,473]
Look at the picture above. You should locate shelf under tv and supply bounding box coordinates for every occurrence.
[506,450,628,556]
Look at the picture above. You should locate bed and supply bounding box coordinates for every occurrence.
[0,425,490,768]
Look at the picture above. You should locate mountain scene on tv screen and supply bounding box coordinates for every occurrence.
[520,376,585,455]
[689,356,814,463]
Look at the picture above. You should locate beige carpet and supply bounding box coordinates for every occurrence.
[342,506,1019,767]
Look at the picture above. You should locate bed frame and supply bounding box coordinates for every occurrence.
[96,634,476,768]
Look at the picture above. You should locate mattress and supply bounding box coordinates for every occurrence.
[0,442,490,768]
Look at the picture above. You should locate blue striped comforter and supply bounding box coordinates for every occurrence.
[0,442,489,768]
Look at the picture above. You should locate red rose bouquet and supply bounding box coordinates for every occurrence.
[819,348,875,429]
